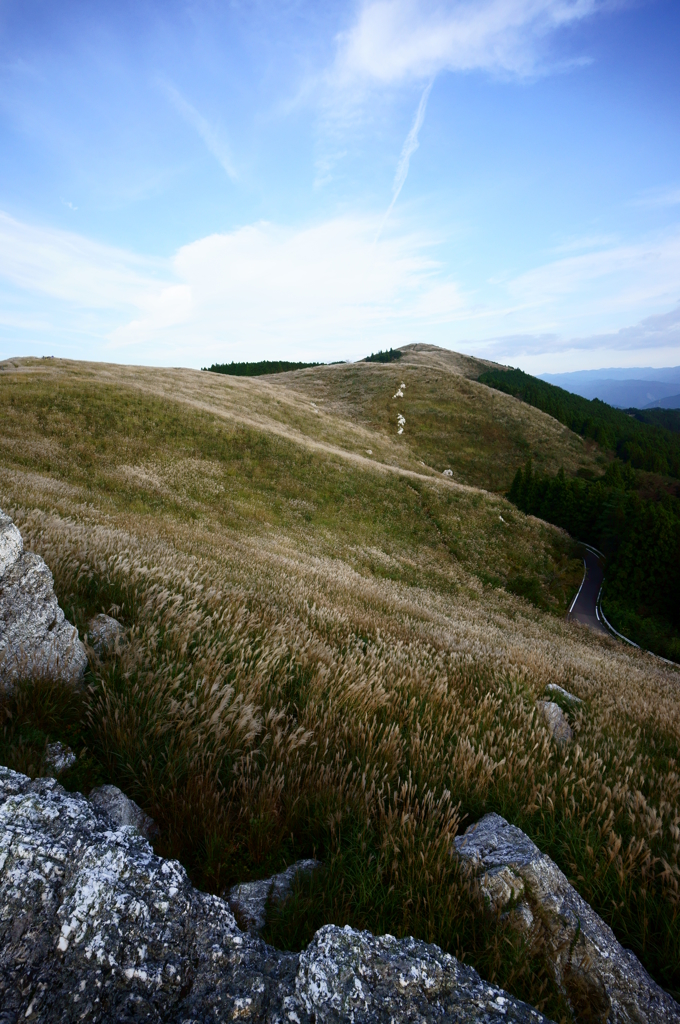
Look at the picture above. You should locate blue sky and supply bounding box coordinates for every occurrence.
[0,0,679,372]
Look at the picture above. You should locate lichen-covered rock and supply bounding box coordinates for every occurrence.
[229,859,321,934]
[544,683,582,707]
[44,741,77,775]
[296,924,549,1024]
[87,614,125,656]
[453,812,680,1024]
[0,768,553,1023]
[88,784,159,841]
[0,767,300,1023]
[536,700,573,744]
[0,508,87,689]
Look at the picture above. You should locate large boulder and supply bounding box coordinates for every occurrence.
[0,767,552,1023]
[0,509,87,689]
[454,812,680,1024]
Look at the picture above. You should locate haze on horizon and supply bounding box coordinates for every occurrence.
[0,0,678,375]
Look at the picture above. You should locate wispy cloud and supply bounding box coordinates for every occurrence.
[474,305,680,374]
[0,209,464,362]
[376,79,433,240]
[508,231,680,318]
[159,80,237,181]
[632,185,680,209]
[335,0,604,85]
[0,211,160,308]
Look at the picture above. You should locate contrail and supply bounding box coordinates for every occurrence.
[159,80,237,182]
[375,79,433,242]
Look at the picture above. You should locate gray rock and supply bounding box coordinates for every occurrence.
[0,511,22,578]
[229,859,321,934]
[88,783,159,841]
[0,767,553,1023]
[454,812,680,1024]
[0,508,87,690]
[536,700,573,744]
[44,741,77,775]
[544,683,583,706]
[296,923,550,1024]
[87,614,125,656]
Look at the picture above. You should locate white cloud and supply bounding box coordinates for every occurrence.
[135,216,465,358]
[2,210,678,372]
[159,81,237,181]
[475,306,680,374]
[335,0,602,84]
[0,210,465,362]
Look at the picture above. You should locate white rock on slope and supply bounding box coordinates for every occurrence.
[454,812,680,1024]
[544,683,583,707]
[0,508,87,689]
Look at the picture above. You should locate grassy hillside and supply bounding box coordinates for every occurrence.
[275,346,604,493]
[1,352,680,1017]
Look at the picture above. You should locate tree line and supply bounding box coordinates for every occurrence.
[203,360,322,376]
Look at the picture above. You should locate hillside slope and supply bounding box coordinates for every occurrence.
[1,351,679,1013]
[266,347,604,492]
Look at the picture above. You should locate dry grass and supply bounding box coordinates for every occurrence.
[1,353,679,1018]
[272,347,604,491]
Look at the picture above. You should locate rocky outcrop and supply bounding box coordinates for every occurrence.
[295,925,548,1024]
[0,767,551,1023]
[229,859,321,934]
[87,614,125,656]
[88,784,159,842]
[0,509,87,689]
[453,812,680,1024]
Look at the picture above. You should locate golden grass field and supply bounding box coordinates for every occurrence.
[1,349,679,1018]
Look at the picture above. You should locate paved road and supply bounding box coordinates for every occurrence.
[568,547,608,634]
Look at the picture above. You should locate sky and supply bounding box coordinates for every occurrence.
[0,0,679,373]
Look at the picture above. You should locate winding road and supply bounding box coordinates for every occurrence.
[568,547,608,634]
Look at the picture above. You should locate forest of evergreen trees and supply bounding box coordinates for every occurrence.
[204,360,322,376]
[508,456,680,661]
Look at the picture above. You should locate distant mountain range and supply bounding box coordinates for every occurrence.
[645,393,680,409]
[539,366,680,409]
